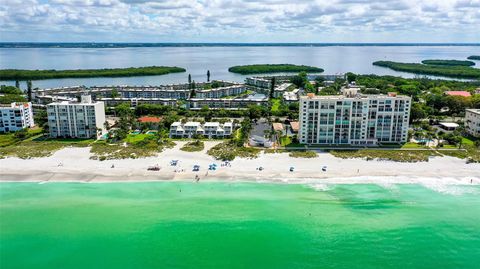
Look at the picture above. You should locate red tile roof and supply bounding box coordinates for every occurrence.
[290,121,299,132]
[138,116,162,123]
[272,123,284,131]
[445,91,471,97]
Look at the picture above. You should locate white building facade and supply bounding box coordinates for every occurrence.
[245,77,271,89]
[465,109,480,137]
[47,95,106,139]
[0,102,35,132]
[195,85,247,98]
[299,92,411,146]
[169,121,233,138]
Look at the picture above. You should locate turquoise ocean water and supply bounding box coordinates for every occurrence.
[1,182,479,269]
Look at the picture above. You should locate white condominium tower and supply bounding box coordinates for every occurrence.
[47,95,106,139]
[0,102,35,133]
[465,109,480,137]
[299,91,411,146]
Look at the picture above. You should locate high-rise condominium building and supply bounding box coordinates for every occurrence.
[465,109,480,137]
[299,91,411,146]
[0,102,35,133]
[47,95,106,139]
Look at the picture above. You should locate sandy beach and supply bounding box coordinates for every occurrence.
[1,141,479,186]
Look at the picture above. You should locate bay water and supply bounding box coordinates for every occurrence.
[1,45,479,88]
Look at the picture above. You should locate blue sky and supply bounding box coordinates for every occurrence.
[1,0,479,43]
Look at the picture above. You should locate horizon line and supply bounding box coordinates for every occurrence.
[1,42,479,47]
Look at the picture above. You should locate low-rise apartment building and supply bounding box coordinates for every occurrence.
[465,109,480,137]
[47,95,106,139]
[97,97,178,107]
[169,121,233,138]
[245,77,271,89]
[37,81,245,101]
[273,83,293,98]
[0,102,35,132]
[283,88,300,103]
[299,91,411,146]
[195,85,247,98]
[188,98,268,110]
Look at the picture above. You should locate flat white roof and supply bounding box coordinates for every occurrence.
[171,122,182,126]
[440,122,459,128]
[466,109,480,114]
[204,122,220,127]
[185,122,201,127]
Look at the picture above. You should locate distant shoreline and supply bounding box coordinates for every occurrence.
[1,42,479,48]
[0,66,186,80]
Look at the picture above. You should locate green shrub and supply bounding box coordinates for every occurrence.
[180,140,205,152]
[289,150,318,158]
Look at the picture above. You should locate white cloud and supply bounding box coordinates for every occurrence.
[0,0,479,42]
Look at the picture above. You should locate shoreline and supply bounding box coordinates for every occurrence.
[1,141,479,185]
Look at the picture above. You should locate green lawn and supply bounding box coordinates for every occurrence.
[270,99,281,113]
[441,145,458,149]
[279,136,292,147]
[401,142,427,149]
[125,133,153,143]
[461,137,474,146]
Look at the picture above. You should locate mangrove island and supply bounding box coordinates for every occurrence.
[373,60,480,79]
[0,66,186,80]
[421,59,475,67]
[228,64,323,74]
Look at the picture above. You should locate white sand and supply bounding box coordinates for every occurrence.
[1,141,479,186]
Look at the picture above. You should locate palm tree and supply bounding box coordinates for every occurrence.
[269,77,276,99]
[27,80,32,101]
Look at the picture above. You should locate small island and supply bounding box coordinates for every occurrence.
[0,66,186,80]
[372,60,480,79]
[421,59,475,66]
[467,55,480,60]
[228,64,323,74]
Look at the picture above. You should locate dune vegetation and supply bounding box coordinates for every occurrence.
[372,61,480,79]
[0,66,186,80]
[228,64,323,74]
